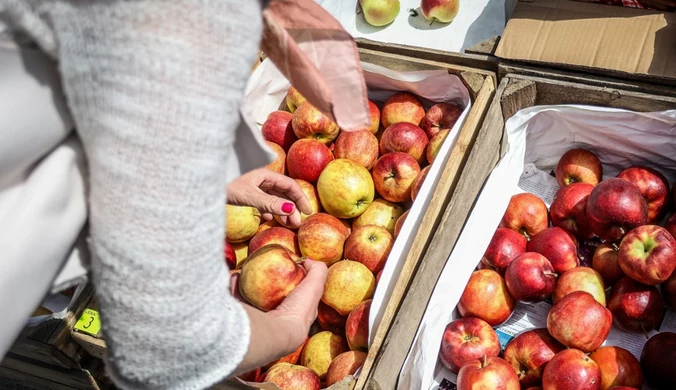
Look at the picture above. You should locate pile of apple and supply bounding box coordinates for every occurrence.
[438,148,676,390]
[225,86,463,389]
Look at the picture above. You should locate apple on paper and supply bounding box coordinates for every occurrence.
[286,139,333,183]
[503,328,565,388]
[317,159,375,219]
[481,228,527,273]
[380,92,425,127]
[550,182,595,240]
[617,166,670,223]
[261,111,297,151]
[333,130,380,170]
[380,122,429,164]
[553,267,606,307]
[555,148,603,187]
[587,178,648,241]
[500,193,549,240]
[292,102,339,144]
[286,86,306,113]
[420,102,462,138]
[457,356,520,390]
[547,291,612,352]
[618,224,676,285]
[542,349,602,390]
[528,227,579,273]
[640,332,676,389]
[438,317,501,374]
[421,0,461,24]
[297,213,349,266]
[590,346,643,390]
[359,0,400,27]
[608,277,664,333]
[505,252,557,303]
[458,270,515,326]
[372,152,421,203]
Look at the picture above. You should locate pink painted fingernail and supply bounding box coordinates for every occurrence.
[282,202,294,213]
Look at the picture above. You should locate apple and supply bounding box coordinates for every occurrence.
[542,349,602,390]
[262,111,297,151]
[225,242,236,270]
[325,351,367,387]
[372,152,421,203]
[292,102,339,144]
[618,224,676,285]
[380,122,429,164]
[550,182,595,240]
[353,198,404,235]
[301,331,349,380]
[380,92,425,128]
[276,179,321,227]
[344,225,394,274]
[666,213,676,239]
[589,346,643,390]
[238,367,261,382]
[438,317,501,374]
[420,102,462,138]
[528,227,579,273]
[425,129,449,165]
[592,243,625,286]
[286,86,306,113]
[286,139,334,183]
[231,242,249,269]
[587,178,648,241]
[421,0,461,23]
[547,291,612,352]
[322,260,376,316]
[608,277,664,333]
[481,228,528,273]
[359,0,400,27]
[333,130,379,170]
[457,356,520,390]
[248,227,300,256]
[345,299,371,351]
[662,269,676,307]
[553,267,606,307]
[394,209,409,238]
[297,213,349,265]
[263,339,307,370]
[257,219,281,233]
[317,159,375,219]
[411,165,431,202]
[555,148,603,187]
[364,100,381,134]
[317,301,347,334]
[239,244,306,311]
[458,269,516,326]
[500,193,549,240]
[505,252,557,303]
[617,166,670,223]
[640,332,676,388]
[226,205,261,243]
[504,328,565,388]
[264,141,286,175]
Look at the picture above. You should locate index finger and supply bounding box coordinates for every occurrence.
[261,174,313,216]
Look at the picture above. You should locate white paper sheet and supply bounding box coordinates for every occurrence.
[241,58,471,387]
[400,105,676,390]
[316,0,516,53]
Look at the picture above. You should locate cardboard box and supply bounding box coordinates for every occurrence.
[495,0,676,85]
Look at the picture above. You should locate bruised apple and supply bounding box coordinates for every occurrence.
[248,227,300,256]
[380,122,429,164]
[500,193,549,240]
[553,267,606,307]
[438,317,501,374]
[528,227,579,273]
[333,130,379,170]
[344,225,394,274]
[345,299,371,351]
[481,228,527,273]
[555,148,603,187]
[317,159,375,219]
[297,213,349,265]
[542,349,602,390]
[547,291,612,352]
[226,205,261,243]
[301,331,348,379]
[550,182,595,239]
[292,102,339,144]
[239,244,306,311]
[262,111,297,151]
[353,198,404,235]
[420,102,462,138]
[372,152,421,203]
[457,356,520,390]
[589,346,643,390]
[587,178,648,241]
[322,260,375,316]
[458,270,516,326]
[325,351,367,387]
[380,92,425,128]
[617,224,676,285]
[503,328,565,388]
[617,166,670,223]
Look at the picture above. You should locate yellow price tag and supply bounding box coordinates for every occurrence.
[74,309,101,336]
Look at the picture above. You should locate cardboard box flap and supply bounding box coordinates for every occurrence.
[495,0,676,80]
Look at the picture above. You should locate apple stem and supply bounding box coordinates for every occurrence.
[640,322,649,339]
[255,122,264,127]
[482,355,487,368]
[612,243,620,252]
[543,271,558,278]
[356,9,362,15]
[429,17,435,26]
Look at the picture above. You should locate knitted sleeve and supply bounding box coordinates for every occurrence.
[2,1,264,388]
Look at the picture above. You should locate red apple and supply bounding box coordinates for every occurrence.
[553,266,606,306]
[286,139,333,183]
[426,129,449,165]
[665,213,676,239]
[411,165,431,202]
[589,346,643,390]
[248,227,300,256]
[345,299,370,351]
[547,291,612,352]
[238,367,261,382]
[555,148,603,187]
[457,356,520,390]
[608,277,664,333]
[662,269,676,307]
[239,244,306,311]
[592,243,625,286]
[500,193,549,240]
[505,252,557,302]
[344,225,393,274]
[394,209,409,238]
[458,270,516,326]
[550,182,595,240]
[364,100,381,134]
[333,130,379,170]
[617,166,670,223]
[640,332,676,388]
[380,92,425,128]
[261,111,297,151]
[618,224,676,285]
[380,122,429,164]
[317,301,347,334]
[503,328,566,388]
[372,152,421,203]
[587,178,648,241]
[225,242,236,270]
[291,102,339,144]
[439,317,501,374]
[286,86,306,112]
[420,0,461,23]
[481,228,528,273]
[528,227,579,273]
[297,213,349,266]
[263,338,308,370]
[264,363,321,390]
[542,348,602,390]
[419,102,462,138]
[325,351,367,387]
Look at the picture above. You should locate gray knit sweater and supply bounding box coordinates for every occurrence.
[1,1,264,389]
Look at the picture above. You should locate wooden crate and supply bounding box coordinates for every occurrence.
[360,72,676,390]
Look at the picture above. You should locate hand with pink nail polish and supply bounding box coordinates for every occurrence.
[227,168,313,229]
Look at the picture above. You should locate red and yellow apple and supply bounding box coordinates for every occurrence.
[301,331,348,379]
[481,228,528,274]
[262,110,297,151]
[590,346,643,390]
[458,269,516,326]
[345,299,371,351]
[438,317,501,374]
[542,349,602,390]
[457,356,520,390]
[322,260,376,316]
[297,213,349,265]
[380,92,425,128]
[265,141,286,175]
[264,363,321,390]
[547,291,612,352]
[592,243,625,286]
[380,122,429,164]
[364,100,381,134]
[359,0,401,27]
[553,267,606,306]
[555,148,603,187]
[248,226,300,256]
[226,205,261,243]
[618,224,676,285]
[276,179,320,226]
[292,102,339,144]
[421,0,461,23]
[426,129,449,165]
[503,328,565,388]
[317,159,375,219]
[325,351,367,387]
[499,193,549,240]
[419,102,462,138]
[286,139,333,183]
[333,130,379,170]
[505,252,557,303]
[528,227,579,273]
[372,152,421,203]
[344,225,393,274]
[353,198,404,235]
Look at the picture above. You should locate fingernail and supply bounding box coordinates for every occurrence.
[281,202,294,213]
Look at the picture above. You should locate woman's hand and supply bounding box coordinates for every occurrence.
[227,168,313,229]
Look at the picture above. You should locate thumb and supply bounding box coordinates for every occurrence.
[274,259,328,325]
